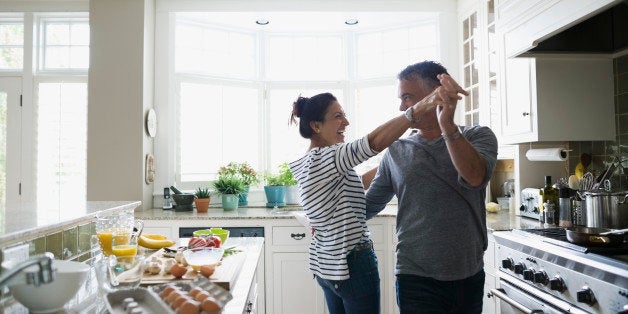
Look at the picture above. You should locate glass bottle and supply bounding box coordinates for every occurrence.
[163,187,173,210]
[539,176,558,225]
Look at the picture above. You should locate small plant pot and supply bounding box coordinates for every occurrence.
[238,185,250,206]
[264,186,286,208]
[194,198,210,213]
[285,185,300,205]
[221,194,239,210]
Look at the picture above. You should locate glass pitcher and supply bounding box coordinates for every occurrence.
[95,211,143,256]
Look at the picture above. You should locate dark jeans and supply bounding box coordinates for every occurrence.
[315,246,380,314]
[396,269,485,314]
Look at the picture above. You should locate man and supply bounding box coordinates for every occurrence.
[365,61,498,313]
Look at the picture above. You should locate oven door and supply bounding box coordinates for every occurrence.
[491,279,587,314]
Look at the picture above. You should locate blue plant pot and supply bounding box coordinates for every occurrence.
[221,194,239,210]
[264,186,286,208]
[238,186,250,206]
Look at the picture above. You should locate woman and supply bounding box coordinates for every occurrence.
[288,75,466,314]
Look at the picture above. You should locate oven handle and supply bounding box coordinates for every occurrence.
[488,288,544,314]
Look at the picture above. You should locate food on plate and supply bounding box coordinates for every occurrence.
[188,235,222,248]
[169,263,187,279]
[174,251,186,265]
[138,235,176,249]
[205,235,221,248]
[200,265,215,278]
[146,261,162,275]
[188,237,208,248]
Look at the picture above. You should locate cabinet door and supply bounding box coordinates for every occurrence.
[272,252,325,314]
[501,57,533,138]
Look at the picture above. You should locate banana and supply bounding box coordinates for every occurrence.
[138,235,176,249]
[142,233,168,240]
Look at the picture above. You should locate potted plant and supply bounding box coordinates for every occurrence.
[213,175,246,210]
[194,187,211,213]
[278,162,300,205]
[263,171,287,208]
[218,162,259,206]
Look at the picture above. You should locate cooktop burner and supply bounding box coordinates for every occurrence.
[517,228,628,255]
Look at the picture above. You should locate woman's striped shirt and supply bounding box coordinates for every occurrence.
[289,135,378,280]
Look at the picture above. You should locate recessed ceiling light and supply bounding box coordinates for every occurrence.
[256,19,270,25]
[345,19,359,25]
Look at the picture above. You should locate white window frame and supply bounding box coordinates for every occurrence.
[154,10,457,197]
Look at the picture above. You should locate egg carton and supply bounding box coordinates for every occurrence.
[105,287,173,314]
[149,276,233,312]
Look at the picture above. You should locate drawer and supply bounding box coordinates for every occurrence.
[272,226,312,246]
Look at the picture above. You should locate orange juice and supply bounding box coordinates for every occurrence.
[96,232,113,256]
[112,244,138,262]
[97,230,130,256]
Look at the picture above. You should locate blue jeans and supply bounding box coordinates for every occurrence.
[396,269,485,314]
[315,247,380,314]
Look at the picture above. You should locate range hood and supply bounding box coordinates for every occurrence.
[523,1,628,55]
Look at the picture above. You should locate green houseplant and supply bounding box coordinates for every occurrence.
[218,162,259,206]
[263,170,287,208]
[213,175,246,210]
[278,162,300,205]
[194,187,211,213]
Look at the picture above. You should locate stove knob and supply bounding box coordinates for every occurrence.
[523,269,535,281]
[533,271,548,285]
[501,258,514,270]
[576,286,596,305]
[519,204,526,212]
[549,276,565,292]
[514,262,526,275]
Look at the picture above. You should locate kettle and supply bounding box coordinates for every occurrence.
[503,179,515,197]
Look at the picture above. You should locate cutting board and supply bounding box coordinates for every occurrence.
[140,248,245,290]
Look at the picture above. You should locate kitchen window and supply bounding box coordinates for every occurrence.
[158,12,441,190]
[0,12,89,220]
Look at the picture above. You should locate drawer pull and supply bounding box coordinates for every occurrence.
[291,233,306,240]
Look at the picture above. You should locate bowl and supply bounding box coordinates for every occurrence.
[172,193,195,206]
[193,228,230,244]
[2,259,90,313]
[182,247,224,271]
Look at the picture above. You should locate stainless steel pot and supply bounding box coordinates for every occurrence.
[581,190,628,229]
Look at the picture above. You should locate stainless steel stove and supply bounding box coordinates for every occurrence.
[492,228,628,314]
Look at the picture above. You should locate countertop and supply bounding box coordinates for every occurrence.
[1,237,264,314]
[135,204,541,232]
[0,201,142,247]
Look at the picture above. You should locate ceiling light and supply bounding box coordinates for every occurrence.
[345,19,359,25]
[256,19,270,25]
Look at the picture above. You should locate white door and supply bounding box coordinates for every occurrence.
[501,57,534,138]
[0,77,22,230]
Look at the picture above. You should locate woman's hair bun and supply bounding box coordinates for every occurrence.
[292,96,309,118]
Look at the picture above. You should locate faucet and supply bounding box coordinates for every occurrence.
[0,252,55,289]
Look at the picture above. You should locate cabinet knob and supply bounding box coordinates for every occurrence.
[522,112,530,116]
[291,233,306,240]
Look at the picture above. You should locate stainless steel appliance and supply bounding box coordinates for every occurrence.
[519,188,542,220]
[492,228,628,314]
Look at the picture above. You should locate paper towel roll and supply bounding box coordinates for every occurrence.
[525,148,568,161]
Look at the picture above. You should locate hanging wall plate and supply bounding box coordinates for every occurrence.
[145,108,157,137]
[145,153,155,184]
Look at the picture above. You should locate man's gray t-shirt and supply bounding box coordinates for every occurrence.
[365,125,498,281]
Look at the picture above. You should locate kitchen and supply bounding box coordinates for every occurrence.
[1,0,627,313]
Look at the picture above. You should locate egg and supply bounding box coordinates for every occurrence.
[194,291,211,303]
[200,265,215,277]
[179,300,201,314]
[169,263,188,279]
[201,297,221,313]
[163,259,177,274]
[188,286,204,299]
[172,294,190,310]
[166,290,184,305]
[159,285,178,299]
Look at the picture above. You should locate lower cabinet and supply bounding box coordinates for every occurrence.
[483,232,498,314]
[271,252,326,314]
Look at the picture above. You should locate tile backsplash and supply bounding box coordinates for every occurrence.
[568,53,628,190]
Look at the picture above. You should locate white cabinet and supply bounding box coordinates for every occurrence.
[272,252,325,314]
[483,233,498,314]
[498,55,615,144]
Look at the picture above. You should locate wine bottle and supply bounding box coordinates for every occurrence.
[539,176,558,224]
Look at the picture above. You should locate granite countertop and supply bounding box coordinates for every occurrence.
[136,204,539,232]
[0,201,142,247]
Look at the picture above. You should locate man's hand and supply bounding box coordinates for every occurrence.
[435,74,467,133]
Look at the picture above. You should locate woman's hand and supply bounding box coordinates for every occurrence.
[435,74,467,132]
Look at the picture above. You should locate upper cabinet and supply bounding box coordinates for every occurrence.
[498,56,615,144]
[495,0,617,144]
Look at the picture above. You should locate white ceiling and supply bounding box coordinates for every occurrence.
[179,11,439,32]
